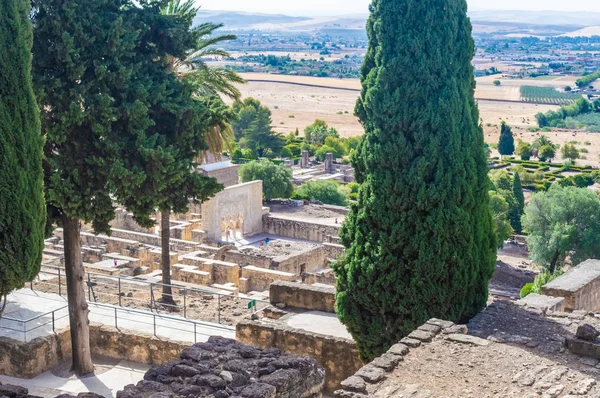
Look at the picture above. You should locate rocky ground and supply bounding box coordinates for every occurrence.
[353,302,600,398]
[489,242,537,301]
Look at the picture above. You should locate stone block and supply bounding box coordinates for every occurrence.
[566,337,600,359]
[407,329,435,342]
[426,318,454,329]
[340,376,367,393]
[355,365,385,383]
[387,343,409,357]
[446,334,491,346]
[370,353,402,371]
[400,337,421,348]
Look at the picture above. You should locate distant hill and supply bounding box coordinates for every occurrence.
[561,26,600,38]
[196,9,600,36]
[193,10,311,29]
[468,10,600,27]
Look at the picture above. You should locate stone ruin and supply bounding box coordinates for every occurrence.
[119,336,324,398]
[37,159,346,311]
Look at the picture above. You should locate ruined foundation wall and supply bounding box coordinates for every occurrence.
[262,215,340,243]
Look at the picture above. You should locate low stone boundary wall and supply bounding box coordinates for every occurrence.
[236,319,362,393]
[270,281,336,313]
[0,323,190,379]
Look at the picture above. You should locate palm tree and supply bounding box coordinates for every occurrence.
[158,0,244,306]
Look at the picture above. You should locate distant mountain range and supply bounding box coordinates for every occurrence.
[195,9,600,36]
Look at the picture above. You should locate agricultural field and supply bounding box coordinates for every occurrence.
[520,86,581,105]
[232,73,560,137]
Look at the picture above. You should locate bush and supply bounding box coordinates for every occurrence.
[296,180,348,206]
[520,269,563,298]
[520,283,534,298]
[239,160,293,201]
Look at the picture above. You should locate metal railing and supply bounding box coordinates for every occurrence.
[0,305,69,342]
[33,264,270,327]
[0,298,235,343]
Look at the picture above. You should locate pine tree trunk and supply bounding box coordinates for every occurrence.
[160,211,175,307]
[62,215,94,376]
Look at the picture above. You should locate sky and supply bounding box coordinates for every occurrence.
[196,0,600,16]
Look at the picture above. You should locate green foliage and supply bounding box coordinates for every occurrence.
[523,185,600,271]
[239,160,293,201]
[0,0,46,302]
[538,145,556,162]
[493,80,501,86]
[535,98,593,128]
[315,145,336,161]
[232,98,284,157]
[296,180,348,206]
[489,170,512,191]
[520,269,563,298]
[561,143,580,163]
[284,144,301,157]
[520,283,534,298]
[334,0,495,360]
[498,122,515,157]
[510,173,525,234]
[304,119,340,145]
[576,68,600,87]
[489,191,513,248]
[280,147,293,159]
[515,141,533,160]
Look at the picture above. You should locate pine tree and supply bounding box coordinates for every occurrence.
[0,0,46,317]
[498,122,515,157]
[510,173,525,233]
[334,0,496,360]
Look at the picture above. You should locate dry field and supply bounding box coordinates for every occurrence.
[234,73,600,167]
[235,73,575,138]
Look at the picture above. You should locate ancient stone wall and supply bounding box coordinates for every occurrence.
[270,281,336,313]
[541,259,600,312]
[273,245,329,274]
[200,162,240,188]
[0,328,71,378]
[262,215,341,243]
[201,181,263,241]
[240,266,297,293]
[0,323,190,379]
[236,320,361,393]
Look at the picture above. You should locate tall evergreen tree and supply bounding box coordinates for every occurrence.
[510,173,525,233]
[31,0,192,374]
[498,122,515,157]
[0,0,45,317]
[334,0,496,360]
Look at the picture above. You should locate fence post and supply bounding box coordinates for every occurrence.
[194,323,197,344]
[118,278,122,307]
[153,314,156,337]
[218,295,221,325]
[52,311,55,332]
[58,268,62,297]
[87,273,91,301]
[149,283,153,311]
[115,307,118,329]
[183,289,187,318]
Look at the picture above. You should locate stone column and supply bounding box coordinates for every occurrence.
[325,153,334,173]
[300,150,309,168]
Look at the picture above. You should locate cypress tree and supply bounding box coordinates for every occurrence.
[510,173,525,233]
[334,0,496,360]
[0,0,46,316]
[498,122,515,157]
